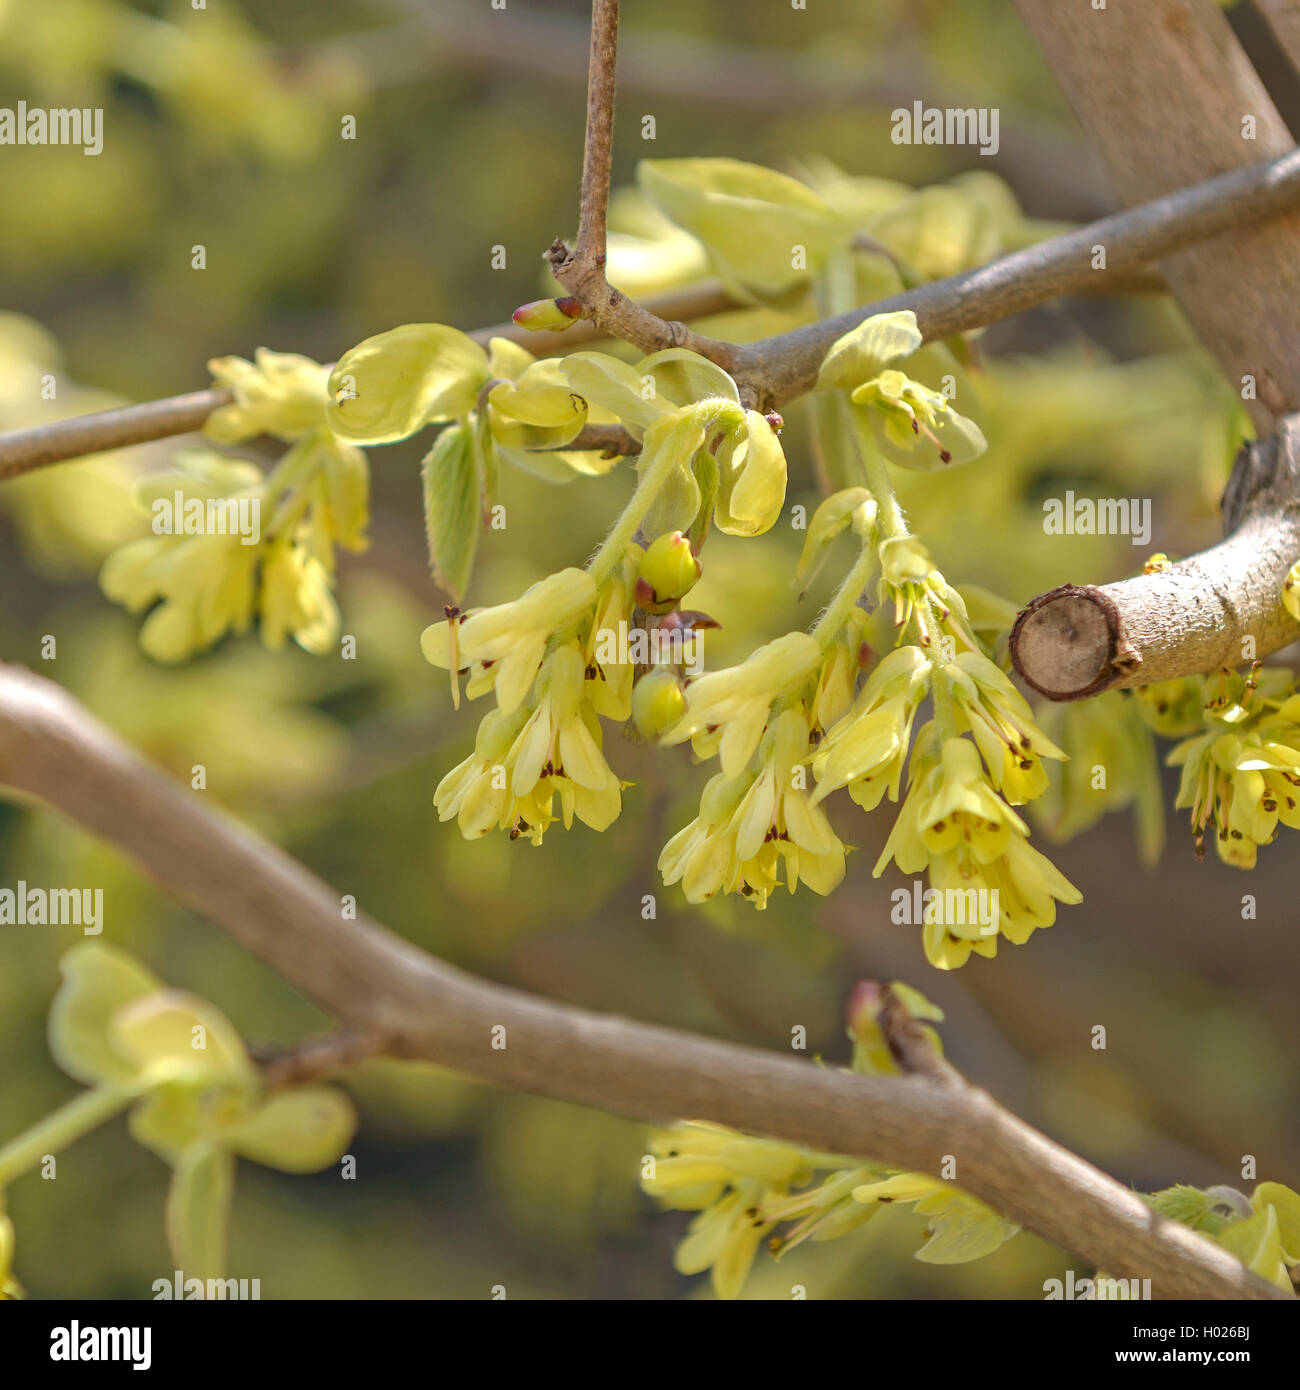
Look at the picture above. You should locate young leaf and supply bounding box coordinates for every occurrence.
[109,990,255,1089]
[818,310,923,391]
[421,423,480,603]
[165,1143,235,1282]
[48,944,162,1088]
[225,1088,357,1173]
[326,325,489,445]
[638,158,846,299]
[792,487,872,594]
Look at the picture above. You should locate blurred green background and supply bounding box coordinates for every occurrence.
[1,0,1298,1299]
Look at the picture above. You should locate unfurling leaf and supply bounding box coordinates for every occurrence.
[792,487,873,593]
[639,158,846,299]
[326,325,489,445]
[818,310,924,391]
[421,423,480,603]
[48,943,161,1088]
[166,1143,235,1282]
[225,1087,357,1173]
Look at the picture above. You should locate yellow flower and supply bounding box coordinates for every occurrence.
[259,537,339,654]
[206,349,331,443]
[875,734,1081,969]
[660,708,845,907]
[812,644,931,811]
[101,531,260,664]
[662,631,822,778]
[807,608,869,738]
[0,1211,23,1300]
[584,549,640,721]
[421,568,598,714]
[945,649,1067,805]
[1170,725,1300,868]
[435,645,622,843]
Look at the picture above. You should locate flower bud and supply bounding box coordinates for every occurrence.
[632,668,687,740]
[635,531,702,614]
[511,297,584,333]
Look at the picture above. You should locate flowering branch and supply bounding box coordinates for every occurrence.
[0,661,1285,1300]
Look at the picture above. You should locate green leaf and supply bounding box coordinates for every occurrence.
[109,991,255,1089]
[638,158,846,299]
[487,358,588,450]
[129,1085,212,1162]
[318,437,370,551]
[638,411,705,537]
[1254,1182,1300,1263]
[421,423,481,603]
[326,324,489,445]
[1216,1205,1290,1288]
[225,1087,357,1173]
[165,1143,235,1282]
[559,351,667,437]
[792,487,872,594]
[818,311,924,390]
[48,944,162,1088]
[637,349,740,411]
[913,1189,1020,1265]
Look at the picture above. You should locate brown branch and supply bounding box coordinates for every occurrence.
[1256,0,1300,77]
[731,150,1300,410]
[545,0,743,372]
[252,1029,390,1090]
[9,148,1300,482]
[0,281,734,480]
[1012,0,1300,435]
[1011,416,1300,700]
[0,661,1285,1300]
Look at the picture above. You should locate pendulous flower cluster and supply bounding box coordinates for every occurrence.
[640,983,1019,1299]
[99,350,369,662]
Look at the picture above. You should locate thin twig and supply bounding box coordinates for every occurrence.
[253,1029,392,1090]
[545,0,743,371]
[0,281,734,480]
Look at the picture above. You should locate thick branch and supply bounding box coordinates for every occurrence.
[0,663,1283,1299]
[1011,417,1300,699]
[1012,0,1300,433]
[1256,0,1300,76]
[732,150,1300,409]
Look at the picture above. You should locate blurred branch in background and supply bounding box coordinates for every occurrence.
[327,0,1113,218]
[0,662,1283,1300]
